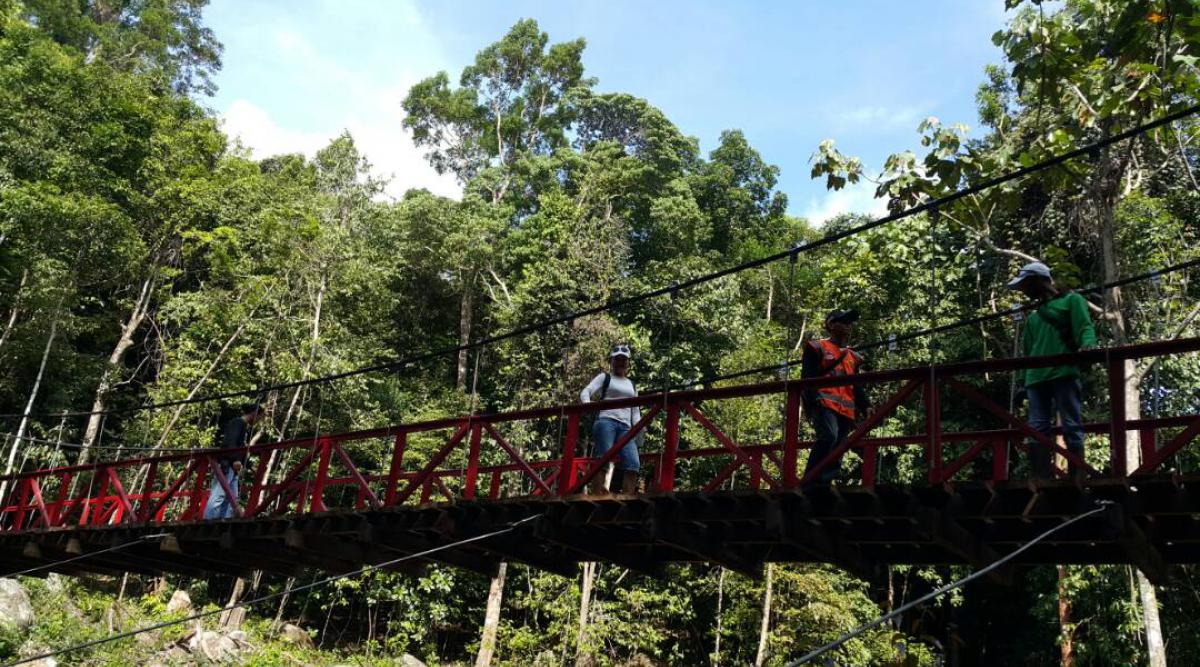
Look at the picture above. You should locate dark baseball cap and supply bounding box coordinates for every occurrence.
[825,309,860,325]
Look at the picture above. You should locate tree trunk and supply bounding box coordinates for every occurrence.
[575,562,596,666]
[154,315,255,448]
[258,271,326,486]
[219,577,247,630]
[457,278,474,392]
[0,269,28,352]
[755,563,774,667]
[78,275,155,464]
[474,562,507,667]
[713,566,727,667]
[0,303,62,500]
[1095,149,1168,667]
[1057,566,1075,667]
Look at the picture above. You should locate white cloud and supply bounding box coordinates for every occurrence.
[835,104,925,132]
[221,98,461,201]
[801,179,889,226]
[215,13,461,201]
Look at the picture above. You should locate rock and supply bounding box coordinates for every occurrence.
[279,622,314,648]
[44,573,67,595]
[166,590,192,615]
[187,630,239,663]
[0,579,34,631]
[20,659,56,667]
[227,630,249,647]
[400,655,427,667]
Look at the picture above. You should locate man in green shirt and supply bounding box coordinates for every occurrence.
[1008,261,1097,479]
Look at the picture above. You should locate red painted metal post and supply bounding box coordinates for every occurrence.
[90,470,112,526]
[489,471,502,499]
[11,480,30,531]
[310,439,333,513]
[138,462,158,522]
[657,401,681,492]
[464,423,483,499]
[992,438,1009,481]
[185,462,209,521]
[782,387,802,488]
[1140,427,1157,466]
[384,432,407,506]
[557,413,580,496]
[924,378,942,484]
[1109,361,1128,477]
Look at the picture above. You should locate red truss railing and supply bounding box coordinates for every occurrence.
[2,338,1200,533]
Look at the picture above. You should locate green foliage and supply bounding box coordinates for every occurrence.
[2,4,1200,667]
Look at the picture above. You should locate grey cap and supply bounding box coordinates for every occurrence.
[1007,261,1052,289]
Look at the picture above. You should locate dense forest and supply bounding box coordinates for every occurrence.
[1,0,1200,665]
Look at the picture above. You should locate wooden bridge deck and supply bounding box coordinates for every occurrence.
[4,476,1195,585]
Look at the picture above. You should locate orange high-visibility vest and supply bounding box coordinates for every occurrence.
[806,338,862,419]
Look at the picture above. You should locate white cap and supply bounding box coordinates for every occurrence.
[1007,261,1052,289]
[609,344,631,359]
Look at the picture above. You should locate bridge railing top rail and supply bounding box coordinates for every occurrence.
[3,336,1199,485]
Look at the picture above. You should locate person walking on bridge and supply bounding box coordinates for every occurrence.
[801,310,869,487]
[204,402,263,519]
[580,344,642,495]
[1009,261,1096,480]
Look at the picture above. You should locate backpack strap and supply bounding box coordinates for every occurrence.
[819,349,850,376]
[1036,295,1078,352]
[599,372,612,400]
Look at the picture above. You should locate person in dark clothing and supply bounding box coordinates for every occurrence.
[204,402,263,520]
[800,309,869,486]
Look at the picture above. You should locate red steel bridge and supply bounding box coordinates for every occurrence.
[1,338,1199,583]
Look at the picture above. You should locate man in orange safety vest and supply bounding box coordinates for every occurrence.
[800,309,869,486]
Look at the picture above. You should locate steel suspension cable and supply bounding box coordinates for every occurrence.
[1,254,1197,464]
[688,255,1200,388]
[8,102,1199,423]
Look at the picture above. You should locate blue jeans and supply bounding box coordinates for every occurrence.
[1026,377,1084,478]
[592,418,640,472]
[803,406,854,485]
[203,463,240,519]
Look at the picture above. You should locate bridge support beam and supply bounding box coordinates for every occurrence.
[914,506,1011,585]
[765,496,874,579]
[1106,503,1169,586]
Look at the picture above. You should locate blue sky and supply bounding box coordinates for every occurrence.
[205,1,1010,221]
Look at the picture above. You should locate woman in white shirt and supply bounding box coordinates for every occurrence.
[579,344,642,494]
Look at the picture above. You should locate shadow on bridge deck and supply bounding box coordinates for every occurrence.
[3,476,1196,586]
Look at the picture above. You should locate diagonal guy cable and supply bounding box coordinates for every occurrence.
[783,502,1114,666]
[2,515,540,667]
[1,532,170,580]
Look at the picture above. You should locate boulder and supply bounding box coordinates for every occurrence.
[0,579,34,631]
[227,630,249,648]
[400,655,427,667]
[166,590,192,615]
[20,659,56,667]
[279,622,314,648]
[187,630,239,663]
